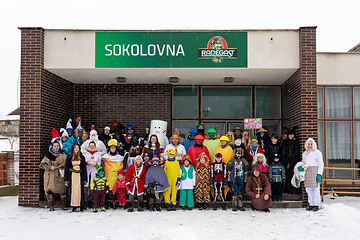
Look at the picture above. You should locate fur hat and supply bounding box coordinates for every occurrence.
[196,152,209,167]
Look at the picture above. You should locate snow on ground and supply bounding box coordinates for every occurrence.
[0,195,359,240]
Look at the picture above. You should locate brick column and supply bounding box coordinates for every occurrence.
[0,154,8,186]
[18,27,44,206]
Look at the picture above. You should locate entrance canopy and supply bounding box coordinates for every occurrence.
[44,29,300,85]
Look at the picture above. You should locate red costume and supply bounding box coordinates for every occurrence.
[125,163,147,196]
[187,145,212,167]
[112,178,127,205]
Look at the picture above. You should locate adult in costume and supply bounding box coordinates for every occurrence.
[203,128,221,162]
[187,134,212,167]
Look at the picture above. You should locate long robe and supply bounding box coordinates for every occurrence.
[245,173,272,210]
[187,145,212,167]
[203,139,221,162]
[164,159,181,205]
[101,153,124,190]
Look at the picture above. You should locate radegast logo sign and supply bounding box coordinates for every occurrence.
[198,36,237,63]
[95,32,247,68]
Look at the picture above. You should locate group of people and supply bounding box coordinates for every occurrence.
[39,116,324,213]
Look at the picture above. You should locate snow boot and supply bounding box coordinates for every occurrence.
[127,202,134,212]
[100,207,106,212]
[221,202,227,210]
[48,201,55,211]
[166,203,172,211]
[306,206,314,211]
[312,206,319,212]
[156,204,161,212]
[138,201,144,212]
[171,203,176,211]
[198,203,203,210]
[213,202,218,210]
[203,203,208,210]
[150,205,156,212]
[93,208,98,213]
[238,205,245,211]
[71,207,76,212]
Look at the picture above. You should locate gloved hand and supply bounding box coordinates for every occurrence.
[176,178,181,190]
[298,166,305,172]
[316,174,322,183]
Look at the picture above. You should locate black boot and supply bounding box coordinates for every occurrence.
[150,205,156,212]
[156,204,161,212]
[203,203,208,210]
[166,203,171,211]
[138,201,144,212]
[198,203,203,210]
[213,202,218,210]
[306,205,314,211]
[312,206,319,212]
[72,207,76,212]
[263,208,270,212]
[127,202,134,212]
[221,202,227,210]
[238,205,245,211]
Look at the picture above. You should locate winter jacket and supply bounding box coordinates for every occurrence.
[268,162,285,183]
[266,142,282,165]
[227,159,249,183]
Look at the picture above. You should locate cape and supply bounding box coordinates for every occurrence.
[145,165,170,196]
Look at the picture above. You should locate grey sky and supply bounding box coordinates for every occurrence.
[1,0,359,115]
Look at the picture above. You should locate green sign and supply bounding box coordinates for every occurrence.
[95,32,247,68]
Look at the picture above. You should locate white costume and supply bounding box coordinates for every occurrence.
[302,138,324,208]
[164,143,187,161]
[180,165,196,189]
[83,151,102,188]
[81,130,107,155]
[149,120,168,149]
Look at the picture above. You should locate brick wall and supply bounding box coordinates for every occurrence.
[74,84,172,137]
[19,27,74,206]
[0,154,7,186]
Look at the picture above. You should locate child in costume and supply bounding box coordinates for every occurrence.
[164,149,181,211]
[112,170,127,210]
[247,136,264,168]
[90,165,109,212]
[227,147,249,211]
[194,152,211,210]
[252,153,268,176]
[211,153,227,210]
[268,153,285,202]
[299,138,324,212]
[145,155,170,211]
[179,154,196,210]
[125,155,147,212]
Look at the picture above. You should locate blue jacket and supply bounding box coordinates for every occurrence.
[61,137,74,156]
[184,139,195,153]
[268,162,285,183]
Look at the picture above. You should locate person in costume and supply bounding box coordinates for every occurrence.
[64,144,87,212]
[227,147,249,211]
[164,149,181,211]
[299,138,324,212]
[145,155,170,211]
[188,134,212,167]
[266,133,282,165]
[196,124,205,137]
[110,120,125,135]
[194,152,211,210]
[71,114,82,130]
[184,128,198,152]
[125,124,136,144]
[203,128,221,162]
[179,154,196,210]
[142,134,164,160]
[256,128,271,155]
[246,163,272,212]
[39,140,67,211]
[81,130,107,156]
[164,134,187,162]
[99,126,112,147]
[233,127,243,141]
[247,136,264,168]
[168,128,186,145]
[124,134,143,171]
[211,153,227,210]
[83,141,102,209]
[252,153,268,176]
[233,138,249,162]
[125,155,147,212]
[112,170,126,210]
[87,123,97,139]
[90,165,109,212]
[60,128,73,156]
[101,139,124,208]
[282,127,300,194]
[74,122,88,146]
[268,153,285,202]
[225,131,235,149]
[242,131,251,149]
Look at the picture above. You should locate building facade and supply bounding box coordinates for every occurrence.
[18,26,358,207]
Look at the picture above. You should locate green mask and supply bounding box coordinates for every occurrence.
[98,171,105,178]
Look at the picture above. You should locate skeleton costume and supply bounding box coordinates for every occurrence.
[211,153,227,210]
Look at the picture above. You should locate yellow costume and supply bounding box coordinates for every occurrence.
[163,159,181,205]
[101,154,123,189]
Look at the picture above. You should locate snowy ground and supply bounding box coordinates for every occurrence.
[0,195,359,240]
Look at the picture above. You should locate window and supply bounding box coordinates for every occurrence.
[172,120,198,139]
[173,87,198,119]
[317,87,324,119]
[325,87,351,119]
[354,87,360,119]
[255,86,281,119]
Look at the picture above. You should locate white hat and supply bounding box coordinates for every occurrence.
[60,128,69,138]
[104,126,110,131]
[76,122,83,130]
[66,118,73,129]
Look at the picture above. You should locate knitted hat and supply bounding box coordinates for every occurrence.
[251,136,258,143]
[66,118,73,129]
[51,128,61,143]
[117,170,125,176]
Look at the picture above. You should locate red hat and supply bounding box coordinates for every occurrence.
[51,128,60,143]
[117,170,125,175]
[194,134,204,140]
[181,154,192,165]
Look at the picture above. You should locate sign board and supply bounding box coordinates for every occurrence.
[95,32,247,68]
[244,118,262,129]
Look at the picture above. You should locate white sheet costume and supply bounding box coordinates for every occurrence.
[81,130,107,156]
